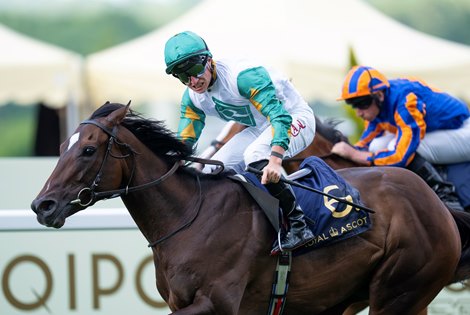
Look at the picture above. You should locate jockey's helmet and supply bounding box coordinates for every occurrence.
[164,31,212,75]
[337,66,390,101]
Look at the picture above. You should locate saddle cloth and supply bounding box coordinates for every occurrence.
[444,162,470,208]
[242,156,372,251]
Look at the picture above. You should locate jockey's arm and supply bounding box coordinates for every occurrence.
[331,141,373,166]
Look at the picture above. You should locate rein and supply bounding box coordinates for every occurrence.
[185,155,225,174]
[70,119,207,248]
[284,153,335,163]
[147,175,203,248]
[95,162,180,200]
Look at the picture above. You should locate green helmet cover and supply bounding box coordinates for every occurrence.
[164,31,212,74]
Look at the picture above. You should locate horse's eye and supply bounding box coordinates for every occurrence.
[83,146,96,156]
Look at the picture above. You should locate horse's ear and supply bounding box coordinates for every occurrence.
[124,100,131,117]
[106,102,131,125]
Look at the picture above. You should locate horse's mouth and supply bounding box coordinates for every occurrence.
[33,199,75,229]
[36,213,66,228]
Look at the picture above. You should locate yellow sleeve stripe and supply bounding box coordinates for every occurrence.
[180,123,196,140]
[249,88,263,112]
[183,106,201,120]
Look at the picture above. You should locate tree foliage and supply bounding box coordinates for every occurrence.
[0,0,200,55]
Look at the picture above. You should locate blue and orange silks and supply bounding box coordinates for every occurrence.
[355,78,470,167]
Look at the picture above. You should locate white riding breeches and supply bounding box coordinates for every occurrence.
[202,110,316,174]
[369,118,470,164]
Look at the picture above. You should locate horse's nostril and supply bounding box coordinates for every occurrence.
[31,199,57,214]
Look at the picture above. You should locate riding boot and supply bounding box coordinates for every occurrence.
[266,182,315,251]
[247,160,315,253]
[407,154,464,211]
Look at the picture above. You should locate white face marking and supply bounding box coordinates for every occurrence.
[67,132,80,151]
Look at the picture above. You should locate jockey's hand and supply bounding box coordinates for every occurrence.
[262,147,284,184]
[331,141,355,159]
[331,141,371,166]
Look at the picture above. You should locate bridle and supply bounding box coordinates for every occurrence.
[68,118,222,248]
[69,119,180,207]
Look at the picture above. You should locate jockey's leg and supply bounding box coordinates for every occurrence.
[202,127,261,174]
[248,160,314,253]
[417,118,470,164]
[407,153,464,211]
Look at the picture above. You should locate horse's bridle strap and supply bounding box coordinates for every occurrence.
[93,161,180,200]
[75,118,204,248]
[72,119,180,205]
[81,119,117,138]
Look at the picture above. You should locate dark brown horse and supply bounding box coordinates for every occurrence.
[196,118,470,314]
[31,103,470,315]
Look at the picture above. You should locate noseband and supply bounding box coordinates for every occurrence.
[69,119,179,207]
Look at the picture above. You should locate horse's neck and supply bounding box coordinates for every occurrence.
[313,132,361,169]
[312,133,334,156]
[121,155,198,245]
[323,155,360,169]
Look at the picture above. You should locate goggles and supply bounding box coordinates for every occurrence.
[171,55,209,85]
[346,95,374,110]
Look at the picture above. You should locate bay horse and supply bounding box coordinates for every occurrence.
[187,118,470,314]
[287,117,470,315]
[31,102,470,315]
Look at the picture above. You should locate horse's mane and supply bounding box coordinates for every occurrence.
[90,102,195,162]
[315,116,350,145]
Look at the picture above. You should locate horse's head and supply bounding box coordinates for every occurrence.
[31,102,132,228]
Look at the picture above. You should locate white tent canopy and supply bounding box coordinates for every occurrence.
[85,0,470,110]
[0,23,83,109]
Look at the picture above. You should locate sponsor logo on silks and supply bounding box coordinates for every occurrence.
[213,97,256,126]
[291,119,306,137]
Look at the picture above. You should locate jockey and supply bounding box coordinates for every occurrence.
[164,31,316,252]
[333,65,470,212]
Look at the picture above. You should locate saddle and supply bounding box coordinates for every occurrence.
[232,157,372,253]
[437,162,470,211]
